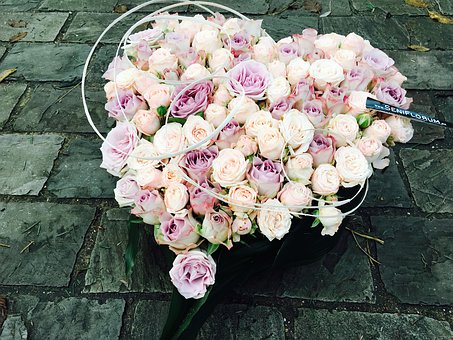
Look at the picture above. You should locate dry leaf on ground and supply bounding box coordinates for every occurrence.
[7,19,27,28]
[408,44,430,52]
[9,32,28,43]
[404,0,429,8]
[303,0,322,14]
[113,4,128,13]
[428,11,453,24]
[0,68,17,83]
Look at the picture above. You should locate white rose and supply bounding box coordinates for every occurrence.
[136,166,163,189]
[280,109,315,151]
[127,139,160,170]
[221,18,242,36]
[181,63,211,81]
[233,135,258,157]
[267,76,291,103]
[213,83,233,107]
[183,115,215,147]
[347,91,375,116]
[228,96,260,124]
[257,199,292,241]
[245,110,277,137]
[164,182,189,213]
[175,15,204,41]
[148,48,178,75]
[335,146,372,187]
[385,116,414,143]
[115,68,140,89]
[355,136,383,163]
[309,59,345,90]
[193,30,222,54]
[114,174,140,207]
[328,114,359,146]
[228,185,257,213]
[363,119,391,143]
[311,164,340,195]
[205,103,228,128]
[284,153,314,185]
[286,57,310,85]
[267,60,287,78]
[211,148,248,187]
[257,127,285,160]
[333,49,357,71]
[278,182,312,212]
[154,123,185,156]
[318,202,343,236]
[253,36,276,64]
[342,32,365,56]
[209,48,233,71]
[161,162,185,187]
[314,33,345,57]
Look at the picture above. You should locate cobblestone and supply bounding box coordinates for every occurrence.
[258,15,318,41]
[0,0,41,12]
[0,83,27,129]
[350,0,426,15]
[0,315,27,340]
[39,0,118,12]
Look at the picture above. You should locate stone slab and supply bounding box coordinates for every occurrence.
[9,296,125,340]
[0,46,6,59]
[400,148,453,213]
[0,134,63,195]
[295,308,453,339]
[439,0,453,15]
[0,202,95,286]
[188,0,269,14]
[321,16,409,50]
[0,12,68,42]
[0,43,91,83]
[12,83,112,133]
[0,315,27,340]
[0,83,27,129]
[86,45,117,87]
[351,0,426,15]
[364,150,412,208]
[116,1,189,13]
[130,300,169,339]
[84,208,172,293]
[269,0,351,16]
[257,15,318,41]
[372,216,453,305]
[47,137,117,198]
[0,0,41,12]
[62,12,146,44]
[432,93,453,123]
[401,16,453,50]
[39,0,118,12]
[386,50,453,90]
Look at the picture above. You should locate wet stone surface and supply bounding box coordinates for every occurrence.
[0,83,27,129]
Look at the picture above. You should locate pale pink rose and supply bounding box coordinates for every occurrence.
[133,72,158,95]
[232,217,252,235]
[200,210,232,246]
[387,68,407,86]
[356,136,383,163]
[132,109,161,136]
[333,49,357,71]
[309,59,345,90]
[233,135,258,157]
[284,153,314,185]
[131,189,166,225]
[177,47,206,69]
[221,18,241,35]
[322,85,347,116]
[213,84,233,107]
[143,84,172,109]
[183,115,215,148]
[257,127,285,160]
[169,250,216,299]
[136,166,163,190]
[156,211,200,252]
[328,114,359,146]
[164,182,189,213]
[253,36,276,64]
[286,57,310,85]
[341,66,374,92]
[104,81,117,101]
[211,148,247,187]
[311,164,340,195]
[364,48,394,75]
[280,109,315,151]
[189,178,219,215]
[159,31,190,54]
[216,120,244,150]
[267,77,291,103]
[341,32,366,56]
[228,185,257,213]
[205,103,228,128]
[257,199,292,241]
[363,119,392,143]
[278,182,312,212]
[127,139,160,170]
[175,15,205,41]
[314,33,345,57]
[161,162,185,187]
[193,30,222,54]
[372,146,390,170]
[148,48,178,75]
[152,12,179,31]
[181,63,211,81]
[209,48,234,71]
[302,99,324,126]
[153,123,185,156]
[318,202,343,236]
[347,91,375,116]
[308,134,335,167]
[128,28,163,45]
[114,173,140,207]
[245,110,277,138]
[227,96,260,124]
[102,56,132,81]
[335,146,372,187]
[267,60,287,78]
[115,68,140,89]
[385,116,414,143]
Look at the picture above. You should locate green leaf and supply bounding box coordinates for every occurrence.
[124,215,142,277]
[129,216,143,224]
[195,111,204,118]
[246,154,255,163]
[144,135,154,143]
[207,243,220,255]
[311,218,321,228]
[157,105,168,117]
[168,117,186,124]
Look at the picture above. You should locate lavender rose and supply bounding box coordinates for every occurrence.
[224,32,251,56]
[169,250,216,299]
[374,80,410,108]
[171,81,214,118]
[200,210,232,247]
[292,79,314,109]
[100,122,139,177]
[364,48,394,75]
[105,89,147,121]
[189,178,220,215]
[128,28,163,44]
[341,66,374,92]
[102,56,132,81]
[131,189,166,225]
[308,134,335,167]
[269,97,293,120]
[248,157,283,198]
[227,60,270,100]
[302,99,324,126]
[181,146,218,182]
[155,211,200,252]
[114,173,140,207]
[277,42,299,64]
[215,120,245,150]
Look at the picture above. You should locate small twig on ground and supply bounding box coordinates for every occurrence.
[345,227,384,245]
[20,240,34,254]
[0,243,11,248]
[22,221,40,234]
[349,231,381,265]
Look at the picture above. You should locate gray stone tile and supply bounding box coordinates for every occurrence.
[39,0,117,12]
[0,46,6,59]
[402,16,453,50]
[130,300,169,339]
[188,0,269,14]
[0,12,68,42]
[86,45,117,87]
[386,50,453,90]
[47,137,117,198]
[400,148,453,213]
[321,16,409,49]
[84,208,172,293]
[120,0,189,13]
[364,150,412,208]
[432,93,453,123]
[0,0,41,12]
[12,83,112,134]
[199,305,285,340]
[269,0,351,16]
[0,83,27,129]
[62,12,147,44]
[0,134,63,195]
[372,216,453,305]
[0,43,91,83]
[256,14,318,41]
[9,296,125,340]
[295,308,453,339]
[351,0,426,15]
[438,0,453,15]
[0,315,27,340]
[0,202,95,286]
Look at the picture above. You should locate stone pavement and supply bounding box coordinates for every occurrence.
[0,0,453,339]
